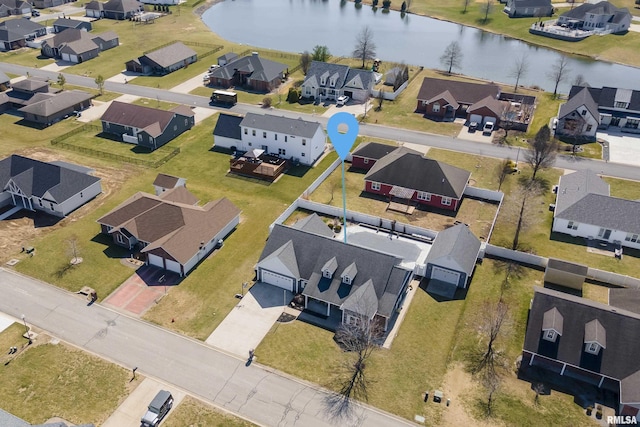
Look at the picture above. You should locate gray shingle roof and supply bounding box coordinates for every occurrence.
[52,18,86,28]
[351,141,397,161]
[417,77,500,105]
[290,212,334,237]
[101,101,192,137]
[561,0,628,20]
[510,0,551,7]
[524,286,640,403]
[0,409,29,427]
[11,77,49,92]
[557,193,640,235]
[141,42,196,69]
[258,223,411,318]
[0,17,45,36]
[241,113,322,139]
[609,288,640,315]
[104,0,142,12]
[558,87,600,121]
[425,223,481,275]
[365,148,471,199]
[542,307,563,334]
[303,61,350,90]
[0,154,100,202]
[19,90,93,118]
[554,169,609,216]
[212,113,243,141]
[210,53,286,83]
[569,84,640,112]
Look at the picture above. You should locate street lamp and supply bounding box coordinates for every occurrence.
[21,314,32,344]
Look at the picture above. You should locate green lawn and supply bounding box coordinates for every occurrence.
[0,338,141,425]
[164,396,256,427]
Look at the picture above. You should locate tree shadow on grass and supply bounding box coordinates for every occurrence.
[91,233,130,259]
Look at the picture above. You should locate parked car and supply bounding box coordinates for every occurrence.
[31,10,40,16]
[482,121,495,135]
[336,95,349,106]
[141,390,173,427]
[468,122,478,132]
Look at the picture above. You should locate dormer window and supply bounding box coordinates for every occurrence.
[343,276,351,285]
[545,330,556,342]
[340,262,357,285]
[322,257,338,279]
[584,319,606,356]
[542,307,562,343]
[585,342,600,355]
[330,78,336,87]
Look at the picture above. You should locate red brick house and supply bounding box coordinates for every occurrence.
[416,77,500,121]
[356,143,471,211]
[350,141,396,170]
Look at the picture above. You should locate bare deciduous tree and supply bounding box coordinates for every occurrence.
[326,311,383,420]
[474,300,509,377]
[300,51,311,75]
[463,0,471,13]
[509,56,528,93]
[67,234,81,264]
[440,41,463,74]
[510,179,544,250]
[524,124,557,180]
[548,56,570,98]
[495,158,512,191]
[353,26,377,69]
[572,73,586,87]
[481,0,493,23]
[393,63,409,91]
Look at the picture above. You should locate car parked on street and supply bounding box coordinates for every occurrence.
[141,390,173,427]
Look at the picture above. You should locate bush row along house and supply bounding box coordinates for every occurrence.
[126,42,197,75]
[213,112,326,166]
[41,28,119,64]
[0,155,102,217]
[556,84,640,140]
[351,142,471,212]
[0,18,46,51]
[97,178,240,277]
[207,52,287,93]
[100,101,195,151]
[300,61,377,103]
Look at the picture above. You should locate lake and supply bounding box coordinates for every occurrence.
[202,0,640,93]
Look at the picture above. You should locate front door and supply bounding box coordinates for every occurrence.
[611,117,621,127]
[598,228,612,240]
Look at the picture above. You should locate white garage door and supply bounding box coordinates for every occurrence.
[61,53,71,62]
[148,253,163,268]
[261,270,294,292]
[469,114,482,124]
[165,259,182,275]
[482,116,496,125]
[430,266,460,285]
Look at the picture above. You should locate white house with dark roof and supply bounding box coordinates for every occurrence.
[424,223,481,298]
[0,155,102,218]
[301,61,376,103]
[256,218,413,331]
[552,169,640,250]
[504,0,552,18]
[212,112,326,166]
[557,1,631,34]
[207,52,286,93]
[522,286,640,417]
[555,87,600,139]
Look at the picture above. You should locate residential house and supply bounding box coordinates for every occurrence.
[139,0,178,4]
[558,85,640,136]
[84,0,104,17]
[18,90,93,126]
[217,52,237,66]
[416,77,502,123]
[504,0,552,18]
[103,0,143,19]
[522,286,640,417]
[555,87,600,140]
[355,143,471,211]
[97,187,240,277]
[41,28,119,63]
[0,77,56,111]
[0,154,102,217]
[33,0,75,8]
[207,52,286,93]
[126,42,197,75]
[0,18,46,51]
[0,71,10,91]
[350,141,397,170]
[256,217,413,331]
[301,61,376,102]
[0,0,31,18]
[424,223,481,298]
[53,18,92,33]
[152,173,186,196]
[557,1,631,34]
[467,96,507,126]
[552,169,640,250]
[213,112,326,166]
[100,101,195,151]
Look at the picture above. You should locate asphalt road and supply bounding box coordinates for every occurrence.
[0,268,412,427]
[1,62,639,181]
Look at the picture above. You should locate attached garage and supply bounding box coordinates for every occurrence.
[469,114,483,124]
[469,114,495,125]
[148,253,164,268]
[165,259,182,275]
[430,266,460,285]
[260,269,295,292]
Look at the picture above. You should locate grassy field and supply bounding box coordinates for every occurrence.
[357,0,640,68]
[0,335,141,425]
[164,396,256,427]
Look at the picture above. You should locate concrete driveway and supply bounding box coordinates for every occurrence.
[597,131,640,166]
[206,282,291,358]
[456,125,493,143]
[322,100,371,118]
[102,378,186,427]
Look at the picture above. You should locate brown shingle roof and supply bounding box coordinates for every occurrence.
[141,42,196,69]
[159,186,198,205]
[417,77,500,105]
[101,101,190,135]
[153,173,179,188]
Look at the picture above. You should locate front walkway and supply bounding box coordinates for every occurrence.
[205,282,292,358]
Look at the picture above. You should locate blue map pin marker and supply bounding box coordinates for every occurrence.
[327,112,359,161]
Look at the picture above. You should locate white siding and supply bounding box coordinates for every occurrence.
[213,135,244,151]
[148,253,164,268]
[166,259,182,274]
[430,266,460,285]
[238,125,326,166]
[553,218,640,250]
[182,214,240,275]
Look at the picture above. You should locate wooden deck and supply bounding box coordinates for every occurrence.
[387,201,415,214]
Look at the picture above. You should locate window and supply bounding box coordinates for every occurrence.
[138,134,143,141]
[363,158,369,164]
[371,182,381,191]
[173,125,177,131]
[322,269,332,279]
[105,122,110,129]
[441,197,452,206]
[248,142,252,146]
[116,233,125,245]
[263,132,267,138]
[185,119,188,126]
[585,342,600,354]
[320,77,326,86]
[615,101,629,109]
[285,136,288,142]
[244,129,248,135]
[49,203,54,210]
[545,330,556,341]
[80,192,83,198]
[275,134,278,141]
[625,233,639,243]
[625,118,640,129]
[567,221,578,230]
[301,153,305,157]
[302,139,306,146]
[586,125,592,132]
[417,192,431,201]
[432,103,440,113]
[278,148,286,156]
[252,130,256,136]
[581,109,587,116]
[343,276,351,285]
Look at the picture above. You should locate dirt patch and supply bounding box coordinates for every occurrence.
[0,148,135,263]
